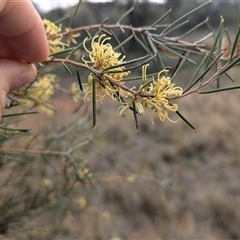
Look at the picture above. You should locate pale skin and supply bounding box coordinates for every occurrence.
[0,0,48,118]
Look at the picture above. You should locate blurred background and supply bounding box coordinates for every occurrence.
[1,1,240,239]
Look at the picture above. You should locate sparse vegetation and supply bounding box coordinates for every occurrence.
[1,1,240,239]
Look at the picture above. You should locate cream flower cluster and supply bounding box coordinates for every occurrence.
[82,35,130,102]
[79,35,183,123]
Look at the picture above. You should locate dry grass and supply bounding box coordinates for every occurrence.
[2,67,240,239]
[42,83,240,238]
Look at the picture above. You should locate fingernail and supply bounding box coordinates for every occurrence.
[12,68,37,91]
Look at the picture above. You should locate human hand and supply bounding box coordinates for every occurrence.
[0,0,48,118]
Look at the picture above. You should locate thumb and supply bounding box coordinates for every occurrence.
[0,59,37,119]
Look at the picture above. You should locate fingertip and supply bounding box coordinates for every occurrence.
[11,64,37,91]
[0,1,49,63]
[27,20,49,63]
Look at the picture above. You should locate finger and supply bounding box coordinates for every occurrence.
[0,0,48,63]
[0,59,37,118]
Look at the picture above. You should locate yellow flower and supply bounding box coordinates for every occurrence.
[117,70,183,123]
[126,174,137,183]
[65,28,80,46]
[38,104,55,116]
[70,82,81,102]
[43,19,65,54]
[76,196,87,209]
[143,70,183,123]
[83,34,125,71]
[42,179,53,191]
[18,74,57,115]
[82,36,182,124]
[117,101,144,117]
[82,35,130,102]
[101,211,110,220]
[83,73,131,103]
[27,74,57,102]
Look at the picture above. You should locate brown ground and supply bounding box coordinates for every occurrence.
[30,90,240,238]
